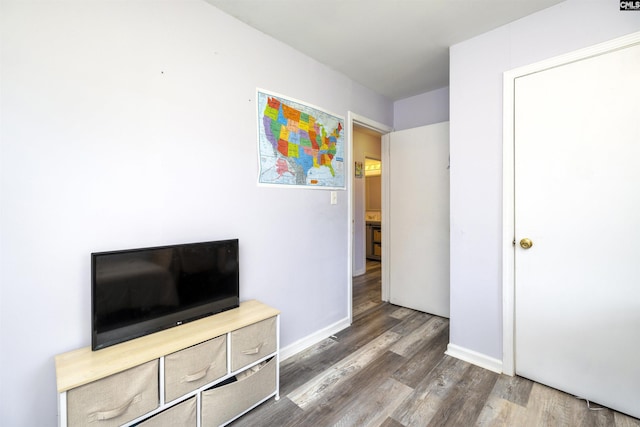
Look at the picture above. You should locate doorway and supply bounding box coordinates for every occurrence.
[364,156,382,262]
[347,113,392,324]
[348,113,451,324]
[353,126,383,314]
[503,32,640,418]
[353,125,383,274]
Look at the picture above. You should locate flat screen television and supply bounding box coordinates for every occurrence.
[92,239,239,350]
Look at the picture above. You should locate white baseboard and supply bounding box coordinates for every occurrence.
[353,267,366,276]
[280,317,351,362]
[445,343,503,374]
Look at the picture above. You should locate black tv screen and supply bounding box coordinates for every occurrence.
[92,239,239,350]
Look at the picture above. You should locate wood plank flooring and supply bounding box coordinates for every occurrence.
[230,261,640,426]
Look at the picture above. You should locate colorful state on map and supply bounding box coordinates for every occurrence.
[258,93,344,187]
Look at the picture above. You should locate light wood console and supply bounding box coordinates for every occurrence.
[55,300,280,427]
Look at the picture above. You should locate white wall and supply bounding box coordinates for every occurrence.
[393,86,449,131]
[0,1,392,425]
[449,0,640,362]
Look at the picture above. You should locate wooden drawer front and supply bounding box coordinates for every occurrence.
[230,316,277,371]
[137,397,196,427]
[164,335,227,402]
[373,243,382,256]
[67,360,158,427]
[201,357,277,427]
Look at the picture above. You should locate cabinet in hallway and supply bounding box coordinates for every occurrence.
[366,222,381,260]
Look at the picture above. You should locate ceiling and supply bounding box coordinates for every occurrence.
[205,0,565,100]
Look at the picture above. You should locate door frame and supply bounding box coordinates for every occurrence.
[501,31,640,375]
[347,112,392,324]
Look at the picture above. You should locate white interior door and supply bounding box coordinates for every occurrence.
[388,122,449,317]
[515,42,640,418]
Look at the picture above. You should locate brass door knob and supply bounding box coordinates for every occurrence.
[520,238,533,249]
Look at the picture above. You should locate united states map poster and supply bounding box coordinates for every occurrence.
[257,89,345,189]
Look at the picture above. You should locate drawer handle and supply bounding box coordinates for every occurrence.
[183,363,214,383]
[88,394,142,422]
[241,342,264,355]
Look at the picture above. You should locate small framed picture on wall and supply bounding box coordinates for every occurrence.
[355,161,363,178]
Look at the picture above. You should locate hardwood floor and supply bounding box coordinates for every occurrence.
[230,260,640,426]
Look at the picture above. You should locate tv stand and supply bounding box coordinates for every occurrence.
[55,300,280,426]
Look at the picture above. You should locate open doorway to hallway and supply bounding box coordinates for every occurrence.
[352,124,383,317]
[352,124,383,277]
[364,156,381,263]
[348,112,392,324]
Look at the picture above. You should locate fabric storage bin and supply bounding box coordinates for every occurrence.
[230,316,277,371]
[66,360,158,427]
[164,335,227,402]
[136,397,196,427]
[201,357,277,427]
